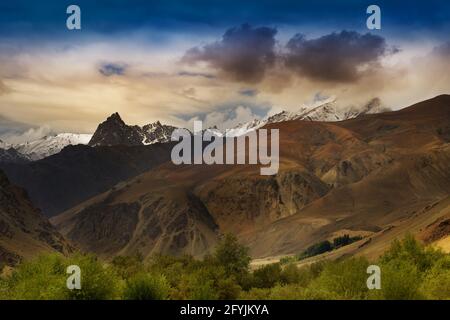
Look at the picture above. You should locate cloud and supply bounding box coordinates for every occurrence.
[181,23,277,83]
[183,105,262,131]
[0,80,11,95]
[98,62,128,76]
[177,71,216,79]
[431,41,450,57]
[239,88,259,97]
[0,114,53,144]
[285,31,393,82]
[0,115,33,137]
[313,92,330,103]
[1,125,53,144]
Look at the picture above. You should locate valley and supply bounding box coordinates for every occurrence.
[30,94,450,262]
[0,95,449,265]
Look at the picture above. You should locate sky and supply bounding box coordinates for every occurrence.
[0,0,449,142]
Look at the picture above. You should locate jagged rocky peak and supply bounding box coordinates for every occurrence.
[143,120,162,129]
[89,113,178,147]
[107,112,125,123]
[88,112,144,147]
[142,121,177,145]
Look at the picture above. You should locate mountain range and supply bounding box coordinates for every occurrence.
[0,97,388,162]
[226,97,388,136]
[47,95,449,260]
[1,95,449,265]
[14,133,92,161]
[88,112,177,147]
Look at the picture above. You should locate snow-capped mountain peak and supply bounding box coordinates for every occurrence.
[14,133,92,160]
[1,97,388,161]
[226,97,388,136]
[0,139,12,150]
[88,113,178,147]
[141,121,177,145]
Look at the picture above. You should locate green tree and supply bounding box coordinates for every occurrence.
[420,255,450,299]
[380,234,443,272]
[371,259,423,300]
[308,257,370,299]
[298,240,333,259]
[214,233,251,277]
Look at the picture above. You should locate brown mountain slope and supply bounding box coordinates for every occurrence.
[1,142,174,217]
[252,195,450,268]
[0,170,72,266]
[52,95,450,259]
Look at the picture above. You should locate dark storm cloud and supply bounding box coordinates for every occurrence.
[98,63,128,77]
[285,31,392,82]
[181,24,277,83]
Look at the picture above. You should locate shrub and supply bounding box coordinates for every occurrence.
[279,256,297,265]
[5,254,70,300]
[371,259,423,300]
[268,284,306,300]
[419,255,450,299]
[123,273,170,300]
[280,263,318,287]
[280,263,302,285]
[189,279,219,300]
[252,263,282,288]
[111,254,145,278]
[174,268,220,300]
[215,277,242,300]
[3,253,121,300]
[380,234,444,272]
[66,254,122,300]
[372,234,449,300]
[239,287,271,300]
[308,257,370,299]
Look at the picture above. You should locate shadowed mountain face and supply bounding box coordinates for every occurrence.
[88,113,144,147]
[0,143,174,217]
[51,95,450,259]
[0,170,71,266]
[0,147,30,164]
[88,112,177,147]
